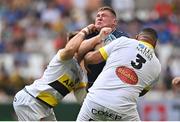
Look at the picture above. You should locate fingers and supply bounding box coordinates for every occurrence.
[81,24,112,38]
[86,24,98,34]
[102,27,112,35]
[81,24,98,36]
[99,27,112,40]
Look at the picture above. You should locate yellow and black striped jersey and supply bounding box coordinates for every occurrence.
[25,50,87,107]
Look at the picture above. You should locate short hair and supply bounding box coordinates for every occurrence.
[140,28,158,42]
[97,6,116,18]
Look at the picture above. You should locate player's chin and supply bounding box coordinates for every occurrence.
[95,25,101,30]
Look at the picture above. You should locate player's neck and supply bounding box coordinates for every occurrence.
[138,37,155,48]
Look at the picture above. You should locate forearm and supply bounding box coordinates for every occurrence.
[84,51,104,65]
[77,35,102,61]
[60,32,85,60]
[77,27,112,62]
[65,32,85,55]
[60,24,98,61]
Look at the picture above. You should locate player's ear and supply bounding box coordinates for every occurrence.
[113,19,118,26]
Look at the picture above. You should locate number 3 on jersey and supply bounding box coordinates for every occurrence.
[131,54,146,69]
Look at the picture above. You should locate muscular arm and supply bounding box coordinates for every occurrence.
[60,24,96,61]
[60,32,86,61]
[84,50,105,65]
[77,27,112,62]
[77,35,103,62]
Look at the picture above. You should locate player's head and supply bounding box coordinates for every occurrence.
[136,28,158,48]
[95,6,117,31]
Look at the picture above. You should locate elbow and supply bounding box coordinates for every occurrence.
[84,51,103,64]
[84,52,99,65]
[84,53,95,64]
[61,47,75,60]
[65,45,76,54]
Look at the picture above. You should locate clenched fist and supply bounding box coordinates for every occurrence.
[99,27,112,40]
[81,24,98,36]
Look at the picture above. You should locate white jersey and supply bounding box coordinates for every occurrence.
[25,50,87,107]
[87,36,161,113]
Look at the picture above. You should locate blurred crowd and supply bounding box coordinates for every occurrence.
[0,0,180,103]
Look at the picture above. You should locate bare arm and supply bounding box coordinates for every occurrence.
[77,35,102,62]
[77,27,112,62]
[59,24,96,61]
[84,50,105,65]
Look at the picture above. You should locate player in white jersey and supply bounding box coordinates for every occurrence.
[13,24,112,121]
[76,28,161,121]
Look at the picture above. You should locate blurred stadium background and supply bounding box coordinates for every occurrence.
[0,0,180,121]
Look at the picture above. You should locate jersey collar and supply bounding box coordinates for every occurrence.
[139,40,154,49]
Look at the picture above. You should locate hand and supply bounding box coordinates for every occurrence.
[172,77,180,88]
[81,24,97,36]
[99,27,112,40]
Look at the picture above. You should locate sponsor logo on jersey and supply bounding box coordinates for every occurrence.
[116,66,138,85]
[58,74,75,91]
[91,108,122,120]
[137,43,153,61]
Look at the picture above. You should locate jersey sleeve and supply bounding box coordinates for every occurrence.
[74,70,88,90]
[139,73,160,97]
[144,75,160,91]
[99,37,125,60]
[57,49,64,61]
[145,62,161,90]
[57,49,73,62]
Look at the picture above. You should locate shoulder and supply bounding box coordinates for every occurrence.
[103,37,135,52]
[112,28,129,38]
[115,36,135,44]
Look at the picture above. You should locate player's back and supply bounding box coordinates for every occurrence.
[86,29,129,88]
[87,36,161,113]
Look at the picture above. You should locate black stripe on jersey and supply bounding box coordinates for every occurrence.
[36,97,53,108]
[49,80,70,96]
